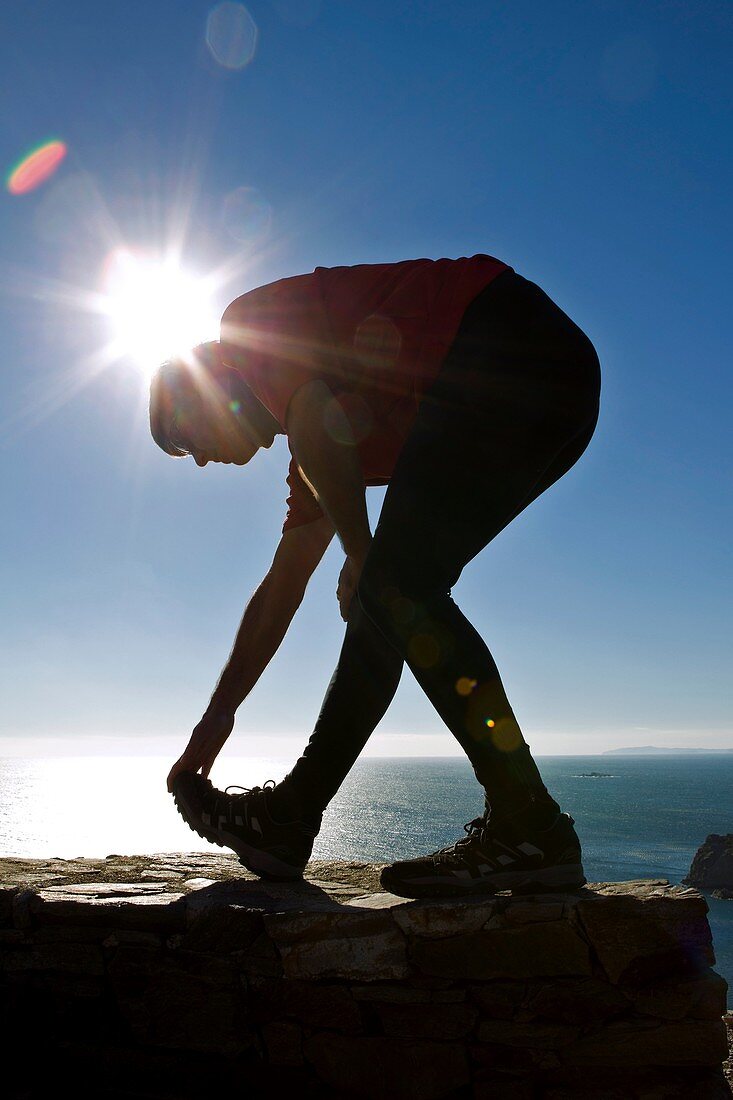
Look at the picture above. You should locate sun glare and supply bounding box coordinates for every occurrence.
[101,249,220,376]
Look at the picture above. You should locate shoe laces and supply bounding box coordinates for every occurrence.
[434,815,488,863]
[223,779,276,802]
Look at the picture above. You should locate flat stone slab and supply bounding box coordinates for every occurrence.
[0,855,682,900]
[0,854,384,895]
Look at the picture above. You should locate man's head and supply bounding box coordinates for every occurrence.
[149,341,278,466]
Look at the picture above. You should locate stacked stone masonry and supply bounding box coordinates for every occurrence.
[1,854,731,1099]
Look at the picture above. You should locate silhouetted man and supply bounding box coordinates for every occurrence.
[149,253,600,896]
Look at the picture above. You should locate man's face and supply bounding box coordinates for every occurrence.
[168,383,261,467]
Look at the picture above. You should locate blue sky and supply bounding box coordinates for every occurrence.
[1,0,731,759]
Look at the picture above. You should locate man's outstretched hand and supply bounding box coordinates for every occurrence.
[166,703,235,792]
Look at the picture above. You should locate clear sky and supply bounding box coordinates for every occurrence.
[1,0,731,760]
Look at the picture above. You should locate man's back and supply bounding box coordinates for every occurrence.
[220,254,512,531]
[220,253,511,429]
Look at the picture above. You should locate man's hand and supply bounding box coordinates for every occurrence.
[336,551,369,622]
[166,704,235,792]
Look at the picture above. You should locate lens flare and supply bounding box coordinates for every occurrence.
[322,393,374,445]
[221,186,271,244]
[206,2,257,69]
[408,633,441,669]
[7,139,67,195]
[490,723,522,753]
[354,314,401,371]
[456,677,477,696]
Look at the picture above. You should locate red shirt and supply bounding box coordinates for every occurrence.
[220,254,511,531]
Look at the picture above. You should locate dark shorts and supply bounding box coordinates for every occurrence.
[362,268,602,597]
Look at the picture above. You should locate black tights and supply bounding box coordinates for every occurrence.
[278,270,601,826]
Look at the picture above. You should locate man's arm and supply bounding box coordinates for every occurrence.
[166,515,334,789]
[212,515,334,709]
[286,380,372,567]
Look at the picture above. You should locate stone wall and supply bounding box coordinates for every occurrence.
[1,854,730,1099]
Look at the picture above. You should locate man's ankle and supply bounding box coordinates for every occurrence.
[488,792,561,834]
[268,780,321,830]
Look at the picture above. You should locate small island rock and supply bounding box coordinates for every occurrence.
[684,835,733,894]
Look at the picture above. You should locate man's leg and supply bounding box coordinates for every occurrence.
[271,598,404,821]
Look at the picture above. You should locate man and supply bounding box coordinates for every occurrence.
[149,253,601,897]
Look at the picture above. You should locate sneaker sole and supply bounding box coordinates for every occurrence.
[172,774,225,848]
[380,862,587,899]
[218,830,306,882]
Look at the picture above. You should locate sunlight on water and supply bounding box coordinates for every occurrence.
[0,755,291,859]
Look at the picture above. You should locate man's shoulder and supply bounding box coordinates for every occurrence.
[222,270,319,321]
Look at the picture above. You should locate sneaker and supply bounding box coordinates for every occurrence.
[172,772,320,881]
[379,812,586,898]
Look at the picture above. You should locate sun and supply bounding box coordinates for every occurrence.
[101,249,220,376]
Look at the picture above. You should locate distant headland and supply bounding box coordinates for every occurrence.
[602,746,733,756]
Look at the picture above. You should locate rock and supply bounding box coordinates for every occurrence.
[684,834,733,892]
[181,904,265,954]
[565,1018,729,1067]
[33,890,187,933]
[0,886,18,927]
[0,929,25,944]
[261,1021,304,1065]
[0,942,104,975]
[350,982,433,1003]
[410,921,592,980]
[279,926,408,981]
[467,980,526,1019]
[376,1002,478,1039]
[109,950,253,1055]
[573,884,714,985]
[523,977,630,1025]
[278,980,363,1032]
[40,882,170,896]
[630,971,728,1021]
[303,1034,471,1100]
[265,908,409,981]
[477,1018,579,1048]
[348,892,497,937]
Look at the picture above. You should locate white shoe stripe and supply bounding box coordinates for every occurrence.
[494,839,520,855]
[517,841,544,857]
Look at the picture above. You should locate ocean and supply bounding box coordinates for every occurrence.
[1,753,731,1002]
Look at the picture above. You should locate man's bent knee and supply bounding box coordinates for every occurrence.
[357,554,448,652]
